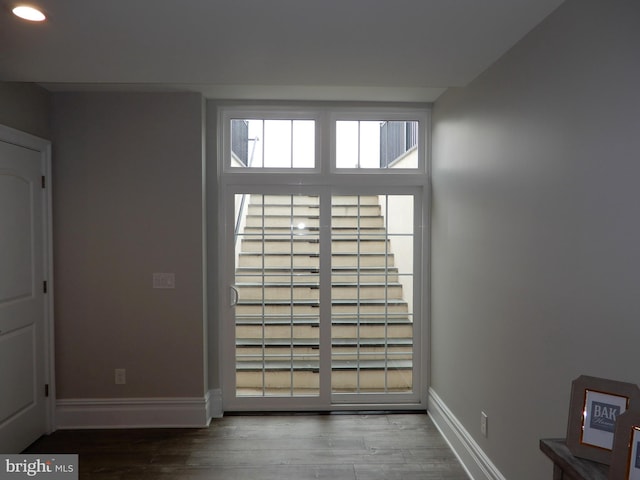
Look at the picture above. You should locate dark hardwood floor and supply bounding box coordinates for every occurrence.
[24,413,469,479]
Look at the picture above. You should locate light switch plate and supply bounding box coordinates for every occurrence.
[481,411,488,438]
[153,273,175,289]
[115,368,126,385]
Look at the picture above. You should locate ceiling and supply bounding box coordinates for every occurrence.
[0,0,564,101]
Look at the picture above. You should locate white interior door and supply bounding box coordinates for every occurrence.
[0,126,52,452]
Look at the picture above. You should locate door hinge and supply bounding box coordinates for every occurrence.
[43,281,47,294]
[41,176,46,189]
[45,384,49,397]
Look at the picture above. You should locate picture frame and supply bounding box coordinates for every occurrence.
[610,409,640,480]
[566,375,640,465]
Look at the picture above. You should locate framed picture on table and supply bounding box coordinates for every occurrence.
[566,375,640,465]
[610,409,640,480]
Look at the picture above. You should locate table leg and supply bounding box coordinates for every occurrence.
[553,464,564,480]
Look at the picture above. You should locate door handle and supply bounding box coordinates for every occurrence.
[229,285,239,307]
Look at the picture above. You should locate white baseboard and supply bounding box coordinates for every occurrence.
[56,396,212,429]
[428,388,506,480]
[207,388,223,419]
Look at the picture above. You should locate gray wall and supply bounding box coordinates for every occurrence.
[0,82,50,139]
[52,92,207,399]
[431,0,640,478]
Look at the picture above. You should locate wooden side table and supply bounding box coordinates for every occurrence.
[540,439,609,480]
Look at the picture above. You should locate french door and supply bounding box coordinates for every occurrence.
[222,187,424,411]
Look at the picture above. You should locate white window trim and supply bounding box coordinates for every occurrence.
[219,104,431,180]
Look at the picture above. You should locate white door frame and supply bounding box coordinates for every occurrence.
[216,104,431,413]
[0,124,55,434]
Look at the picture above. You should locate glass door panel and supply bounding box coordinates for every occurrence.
[234,193,320,397]
[331,194,415,397]
[229,190,420,407]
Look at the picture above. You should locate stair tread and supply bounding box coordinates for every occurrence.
[236,266,399,271]
[236,359,412,371]
[240,238,388,242]
[235,317,412,324]
[242,227,386,230]
[245,214,382,218]
[236,338,413,347]
[237,299,408,305]
[235,282,403,287]
[239,252,394,256]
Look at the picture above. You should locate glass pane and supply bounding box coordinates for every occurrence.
[235,194,320,397]
[335,121,360,169]
[331,195,414,394]
[231,119,315,169]
[292,120,316,168]
[336,120,419,169]
[264,120,292,168]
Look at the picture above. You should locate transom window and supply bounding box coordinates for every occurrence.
[221,106,428,174]
[336,120,418,169]
[231,119,316,169]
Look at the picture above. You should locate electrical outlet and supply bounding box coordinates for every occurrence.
[481,411,488,438]
[115,368,126,385]
[153,273,175,289]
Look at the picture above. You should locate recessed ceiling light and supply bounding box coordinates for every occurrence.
[12,5,46,22]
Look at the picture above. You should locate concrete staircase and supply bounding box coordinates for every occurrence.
[234,194,413,395]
